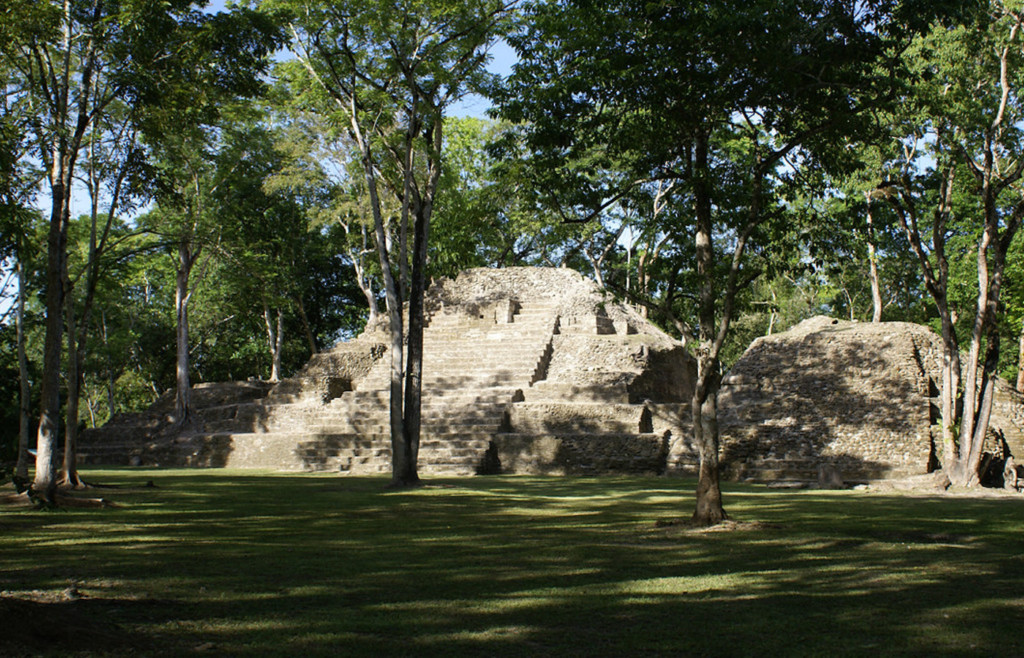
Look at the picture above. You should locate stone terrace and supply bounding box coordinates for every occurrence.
[80,267,697,476]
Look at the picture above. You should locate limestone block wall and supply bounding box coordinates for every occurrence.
[265,330,388,405]
[719,317,943,481]
[491,433,669,475]
[545,335,693,403]
[991,380,1024,458]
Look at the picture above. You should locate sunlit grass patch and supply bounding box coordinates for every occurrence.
[2,469,1023,656]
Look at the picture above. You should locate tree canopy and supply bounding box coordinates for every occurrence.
[1,0,1022,516]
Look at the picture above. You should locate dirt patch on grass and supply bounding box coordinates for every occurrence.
[653,518,783,533]
[0,482,128,509]
[622,518,784,544]
[867,474,1024,498]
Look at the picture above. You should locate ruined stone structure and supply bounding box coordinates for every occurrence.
[81,273,1024,485]
[80,267,697,476]
[718,316,1024,484]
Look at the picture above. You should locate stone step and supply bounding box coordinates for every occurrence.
[356,375,529,390]
[490,432,668,476]
[259,421,503,435]
[524,381,631,404]
[506,402,652,434]
[184,429,496,472]
[419,352,542,363]
[208,430,498,445]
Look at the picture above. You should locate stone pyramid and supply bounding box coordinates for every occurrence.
[718,316,1024,484]
[80,267,697,476]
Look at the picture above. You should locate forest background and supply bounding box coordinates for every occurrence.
[2,0,1023,501]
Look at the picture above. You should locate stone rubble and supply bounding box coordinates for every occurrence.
[719,316,1024,485]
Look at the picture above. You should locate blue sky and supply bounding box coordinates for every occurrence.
[206,0,517,118]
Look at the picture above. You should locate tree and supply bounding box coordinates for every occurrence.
[0,38,40,482]
[263,82,387,328]
[268,0,515,487]
[134,10,280,427]
[501,0,964,524]
[0,0,279,499]
[880,1,1024,486]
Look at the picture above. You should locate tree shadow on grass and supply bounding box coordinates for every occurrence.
[3,473,1023,656]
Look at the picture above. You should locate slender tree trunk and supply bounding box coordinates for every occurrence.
[939,331,961,470]
[951,173,999,486]
[1017,320,1024,393]
[398,203,430,487]
[351,251,379,326]
[101,311,116,419]
[63,279,83,488]
[965,327,1000,476]
[692,388,725,525]
[587,250,605,288]
[348,224,379,327]
[691,130,727,526]
[865,193,883,323]
[32,0,100,502]
[295,296,317,355]
[263,305,283,382]
[62,148,112,489]
[351,104,408,486]
[16,256,31,482]
[957,260,990,467]
[174,239,195,425]
[34,173,70,502]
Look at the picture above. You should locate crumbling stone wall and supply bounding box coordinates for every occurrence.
[713,316,1024,483]
[265,329,388,405]
[718,317,944,481]
[991,380,1024,459]
[491,433,669,475]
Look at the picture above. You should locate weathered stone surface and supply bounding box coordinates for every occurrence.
[718,316,1024,484]
[80,286,1024,485]
[80,267,697,476]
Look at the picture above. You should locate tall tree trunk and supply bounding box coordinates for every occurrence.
[939,332,961,471]
[63,278,83,488]
[263,305,283,383]
[398,204,430,487]
[101,311,117,419]
[34,172,70,502]
[174,239,196,425]
[16,256,31,482]
[349,224,379,327]
[295,296,317,355]
[1017,320,1024,393]
[965,326,1001,477]
[390,96,423,488]
[692,387,725,525]
[691,130,727,526]
[352,105,408,487]
[31,0,101,503]
[865,192,883,323]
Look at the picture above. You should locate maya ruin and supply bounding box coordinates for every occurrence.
[81,267,1024,487]
[81,268,695,477]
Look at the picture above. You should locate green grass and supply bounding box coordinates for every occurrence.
[2,471,1023,657]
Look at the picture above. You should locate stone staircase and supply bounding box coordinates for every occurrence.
[80,267,697,478]
[183,298,561,475]
[489,326,693,476]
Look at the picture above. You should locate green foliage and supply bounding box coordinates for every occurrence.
[500,0,963,349]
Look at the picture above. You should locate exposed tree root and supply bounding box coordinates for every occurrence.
[1,485,118,509]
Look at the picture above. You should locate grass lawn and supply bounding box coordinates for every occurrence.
[2,470,1023,657]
